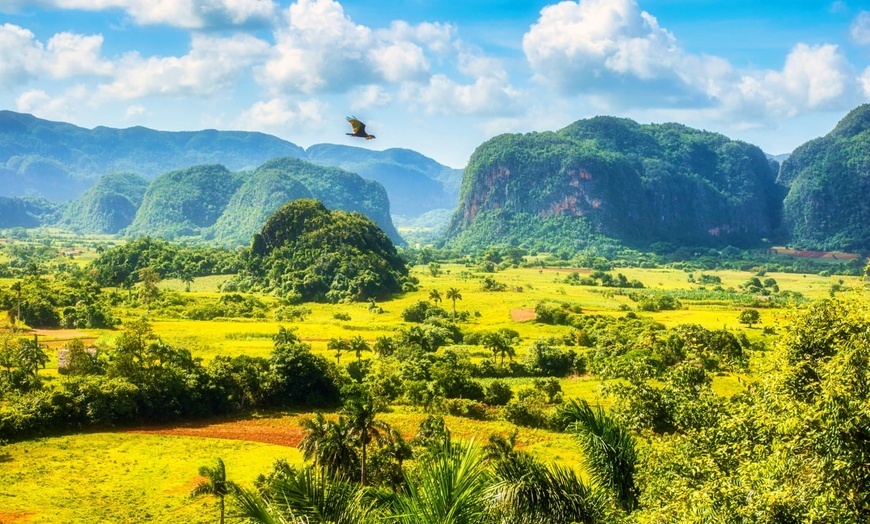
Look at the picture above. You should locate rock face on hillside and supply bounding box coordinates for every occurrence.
[443,116,782,250]
[778,104,870,252]
[59,172,149,234]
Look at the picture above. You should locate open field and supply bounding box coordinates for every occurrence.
[0,259,866,522]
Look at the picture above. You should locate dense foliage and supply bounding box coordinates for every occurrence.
[0,322,340,440]
[779,103,870,252]
[90,236,241,286]
[126,164,245,239]
[444,116,782,251]
[0,196,60,229]
[58,172,149,234]
[233,199,408,302]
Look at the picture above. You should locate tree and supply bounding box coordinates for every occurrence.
[484,331,516,366]
[349,335,370,365]
[299,413,359,478]
[10,281,20,332]
[190,457,238,524]
[372,335,396,358]
[179,270,195,292]
[343,393,391,485]
[446,287,462,321]
[137,266,160,316]
[18,334,48,379]
[738,309,761,328]
[428,289,442,306]
[328,337,350,366]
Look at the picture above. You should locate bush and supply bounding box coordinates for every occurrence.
[484,380,514,406]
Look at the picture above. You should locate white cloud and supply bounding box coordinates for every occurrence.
[237,96,328,132]
[734,44,855,118]
[851,11,870,45]
[0,24,112,88]
[401,73,523,117]
[99,33,270,99]
[351,85,392,110]
[2,0,278,29]
[15,85,92,121]
[523,0,684,94]
[125,104,147,119]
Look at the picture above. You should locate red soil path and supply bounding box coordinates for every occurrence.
[129,418,305,447]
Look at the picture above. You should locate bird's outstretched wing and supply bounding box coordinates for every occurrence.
[346,116,366,136]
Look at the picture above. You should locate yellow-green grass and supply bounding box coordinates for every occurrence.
[0,432,301,524]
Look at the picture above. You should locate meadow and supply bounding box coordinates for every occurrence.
[0,256,862,523]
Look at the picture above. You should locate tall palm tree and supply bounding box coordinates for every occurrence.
[328,337,350,366]
[428,289,442,306]
[559,399,639,512]
[299,413,359,478]
[484,332,515,366]
[190,457,238,524]
[349,335,370,364]
[446,288,462,321]
[483,428,519,461]
[343,395,391,485]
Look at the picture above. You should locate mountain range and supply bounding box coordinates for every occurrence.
[3,106,870,253]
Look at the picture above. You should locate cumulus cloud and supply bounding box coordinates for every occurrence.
[237,96,328,133]
[351,85,392,110]
[15,85,92,121]
[99,33,270,99]
[0,24,113,88]
[1,0,277,29]
[401,73,523,117]
[257,0,444,94]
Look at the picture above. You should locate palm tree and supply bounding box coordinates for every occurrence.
[446,287,462,320]
[428,289,442,306]
[559,399,639,512]
[390,439,491,524]
[490,452,602,524]
[484,332,515,366]
[299,413,359,478]
[343,394,391,485]
[190,457,238,524]
[234,465,372,524]
[10,281,21,332]
[373,335,396,358]
[483,428,519,461]
[328,337,350,366]
[349,335,370,364]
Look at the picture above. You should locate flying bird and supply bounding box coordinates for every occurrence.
[346,116,376,140]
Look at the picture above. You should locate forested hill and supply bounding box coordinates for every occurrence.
[777,104,870,252]
[58,172,149,234]
[443,116,782,251]
[118,157,402,245]
[0,110,304,201]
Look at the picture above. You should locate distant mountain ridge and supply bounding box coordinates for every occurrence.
[0,110,460,222]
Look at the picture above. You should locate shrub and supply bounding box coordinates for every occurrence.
[484,380,514,406]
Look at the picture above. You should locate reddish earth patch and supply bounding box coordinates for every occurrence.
[510,308,536,322]
[767,248,860,260]
[0,511,35,523]
[128,418,304,447]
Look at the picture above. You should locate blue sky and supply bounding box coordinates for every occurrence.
[2,1,870,167]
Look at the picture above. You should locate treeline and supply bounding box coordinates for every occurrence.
[90,236,242,286]
[0,323,339,441]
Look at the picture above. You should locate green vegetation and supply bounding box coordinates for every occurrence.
[444,116,781,251]
[234,199,408,302]
[58,172,149,234]
[779,103,870,252]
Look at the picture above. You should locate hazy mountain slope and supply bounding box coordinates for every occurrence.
[0,110,305,200]
[305,144,462,216]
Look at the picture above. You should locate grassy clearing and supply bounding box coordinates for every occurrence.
[0,432,300,524]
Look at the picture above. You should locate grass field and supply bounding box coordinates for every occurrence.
[0,261,865,523]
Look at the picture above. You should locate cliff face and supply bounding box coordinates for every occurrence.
[444,117,781,250]
[777,104,870,252]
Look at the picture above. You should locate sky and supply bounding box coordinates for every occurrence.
[2,1,870,168]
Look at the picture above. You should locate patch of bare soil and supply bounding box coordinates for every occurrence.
[533,267,592,274]
[510,308,536,322]
[0,511,36,523]
[128,418,304,448]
